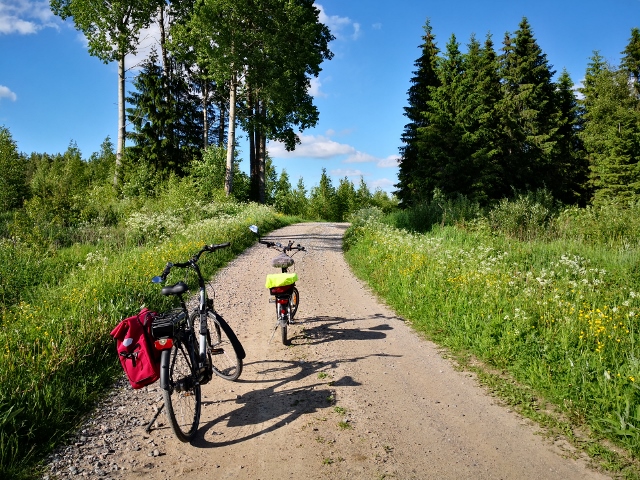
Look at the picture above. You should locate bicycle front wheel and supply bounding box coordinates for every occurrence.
[163,335,201,442]
[196,311,243,381]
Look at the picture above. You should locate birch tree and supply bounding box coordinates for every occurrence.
[50,0,160,187]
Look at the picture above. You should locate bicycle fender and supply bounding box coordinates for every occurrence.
[159,349,171,390]
[214,312,246,359]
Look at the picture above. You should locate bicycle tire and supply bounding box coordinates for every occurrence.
[162,334,201,442]
[280,316,288,345]
[194,311,243,381]
[290,287,299,319]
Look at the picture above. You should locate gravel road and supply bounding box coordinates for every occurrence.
[44,222,609,480]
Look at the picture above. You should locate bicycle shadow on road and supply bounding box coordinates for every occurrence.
[288,314,400,345]
[192,354,387,449]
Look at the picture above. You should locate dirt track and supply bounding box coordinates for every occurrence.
[45,222,610,479]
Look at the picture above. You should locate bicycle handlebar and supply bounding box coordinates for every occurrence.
[156,242,230,281]
[258,239,305,253]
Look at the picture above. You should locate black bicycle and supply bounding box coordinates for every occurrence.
[150,242,245,442]
[250,225,305,345]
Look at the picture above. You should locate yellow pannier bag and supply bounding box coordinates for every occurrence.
[265,272,298,289]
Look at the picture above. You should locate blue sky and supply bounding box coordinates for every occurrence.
[1,0,640,195]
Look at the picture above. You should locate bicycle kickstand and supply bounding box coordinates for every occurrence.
[268,323,279,344]
[145,402,165,433]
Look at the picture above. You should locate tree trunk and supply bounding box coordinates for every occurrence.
[114,55,125,187]
[258,129,266,204]
[203,80,209,148]
[248,90,258,201]
[218,99,226,146]
[158,5,168,81]
[225,71,237,196]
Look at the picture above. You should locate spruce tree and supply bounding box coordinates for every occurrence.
[621,27,640,96]
[554,69,588,205]
[498,18,559,197]
[395,19,440,207]
[0,127,28,211]
[308,168,336,220]
[334,177,357,221]
[457,34,504,203]
[580,62,640,204]
[419,34,466,198]
[126,51,202,176]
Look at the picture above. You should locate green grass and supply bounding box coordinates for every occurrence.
[344,207,640,474]
[0,202,296,479]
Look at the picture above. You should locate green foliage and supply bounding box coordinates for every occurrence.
[621,27,640,95]
[384,188,481,233]
[126,50,203,175]
[191,146,250,203]
[0,202,292,479]
[307,168,336,220]
[0,127,28,211]
[396,19,441,207]
[397,17,592,208]
[579,62,640,205]
[487,189,557,241]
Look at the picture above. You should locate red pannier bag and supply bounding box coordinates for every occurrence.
[110,307,160,389]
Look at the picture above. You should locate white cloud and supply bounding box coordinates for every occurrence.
[269,133,400,171]
[377,155,400,168]
[369,177,396,191]
[315,3,361,41]
[345,152,399,168]
[0,0,58,35]
[269,133,356,159]
[0,85,17,101]
[309,77,328,98]
[331,168,365,178]
[344,151,377,163]
[372,23,382,30]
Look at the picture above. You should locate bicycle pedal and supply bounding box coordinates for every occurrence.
[211,347,225,355]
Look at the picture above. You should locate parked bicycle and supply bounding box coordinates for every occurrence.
[249,225,305,345]
[150,242,245,442]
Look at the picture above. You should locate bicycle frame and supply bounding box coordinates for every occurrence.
[153,243,245,384]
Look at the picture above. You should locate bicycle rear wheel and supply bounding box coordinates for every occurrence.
[280,314,288,345]
[162,334,201,442]
[290,287,299,319]
[195,311,243,381]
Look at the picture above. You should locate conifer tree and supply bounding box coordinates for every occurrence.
[0,127,28,211]
[621,27,640,96]
[395,19,440,207]
[418,34,466,198]
[580,62,640,204]
[554,69,588,205]
[354,176,372,211]
[456,34,503,203]
[498,18,559,197]
[308,168,336,220]
[126,51,202,176]
[273,169,293,215]
[334,177,357,221]
[290,177,309,217]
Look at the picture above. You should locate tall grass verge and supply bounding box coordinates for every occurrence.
[344,205,640,468]
[0,202,294,479]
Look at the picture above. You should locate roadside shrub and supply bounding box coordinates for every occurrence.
[488,189,557,241]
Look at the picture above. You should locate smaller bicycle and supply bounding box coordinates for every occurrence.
[249,225,305,345]
[150,242,245,442]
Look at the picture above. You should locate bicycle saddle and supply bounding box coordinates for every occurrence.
[161,281,189,296]
[272,254,294,269]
